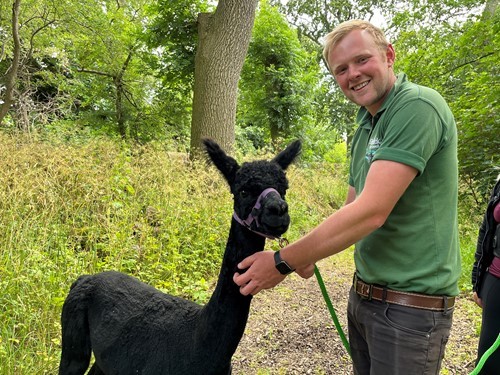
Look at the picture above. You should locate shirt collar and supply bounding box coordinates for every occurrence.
[356,73,407,128]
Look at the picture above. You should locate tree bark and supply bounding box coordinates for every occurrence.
[482,0,498,20]
[190,0,259,156]
[0,0,21,126]
[115,49,135,138]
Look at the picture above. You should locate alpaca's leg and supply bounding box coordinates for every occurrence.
[58,315,92,375]
[58,343,91,375]
[58,281,92,375]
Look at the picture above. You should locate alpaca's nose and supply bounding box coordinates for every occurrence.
[267,198,288,216]
[259,194,290,235]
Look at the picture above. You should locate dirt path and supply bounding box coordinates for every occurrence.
[232,252,481,374]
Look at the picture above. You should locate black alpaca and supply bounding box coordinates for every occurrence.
[58,139,301,375]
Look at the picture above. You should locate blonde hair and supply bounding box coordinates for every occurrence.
[323,20,389,72]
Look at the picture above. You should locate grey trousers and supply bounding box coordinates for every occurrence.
[347,286,453,375]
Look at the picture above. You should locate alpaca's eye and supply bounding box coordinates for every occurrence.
[240,190,249,198]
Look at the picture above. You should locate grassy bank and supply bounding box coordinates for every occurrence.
[0,134,479,374]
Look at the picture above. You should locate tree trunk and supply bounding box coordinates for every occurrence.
[0,0,21,126]
[190,0,259,156]
[482,0,498,20]
[115,49,134,139]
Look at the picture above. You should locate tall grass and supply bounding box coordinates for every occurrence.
[0,134,479,374]
[0,135,232,373]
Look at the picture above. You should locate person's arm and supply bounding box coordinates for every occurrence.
[233,159,418,296]
[472,217,487,290]
[472,218,486,308]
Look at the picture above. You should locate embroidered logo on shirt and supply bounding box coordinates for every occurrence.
[366,138,381,163]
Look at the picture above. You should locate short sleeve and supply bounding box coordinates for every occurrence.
[373,100,444,174]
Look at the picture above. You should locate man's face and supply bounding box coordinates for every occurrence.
[327,29,396,115]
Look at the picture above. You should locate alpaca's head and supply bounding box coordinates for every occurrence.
[203,139,301,238]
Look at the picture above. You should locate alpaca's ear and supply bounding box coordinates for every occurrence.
[272,140,301,170]
[203,139,239,185]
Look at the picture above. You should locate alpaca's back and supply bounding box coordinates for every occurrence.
[61,271,234,374]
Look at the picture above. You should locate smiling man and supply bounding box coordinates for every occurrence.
[327,25,396,116]
[233,20,460,374]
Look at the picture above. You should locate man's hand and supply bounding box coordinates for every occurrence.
[233,251,286,296]
[473,291,483,308]
[295,263,315,279]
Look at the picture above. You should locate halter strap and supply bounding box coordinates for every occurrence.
[232,188,281,240]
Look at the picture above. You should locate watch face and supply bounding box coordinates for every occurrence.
[274,251,294,275]
[276,261,293,275]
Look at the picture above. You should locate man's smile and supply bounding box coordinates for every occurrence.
[352,80,370,91]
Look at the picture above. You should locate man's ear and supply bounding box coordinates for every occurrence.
[386,44,396,68]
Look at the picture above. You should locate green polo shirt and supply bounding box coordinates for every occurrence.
[349,73,460,296]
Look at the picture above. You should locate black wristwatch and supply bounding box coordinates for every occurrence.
[274,250,295,275]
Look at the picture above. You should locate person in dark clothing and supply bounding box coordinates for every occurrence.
[472,175,500,374]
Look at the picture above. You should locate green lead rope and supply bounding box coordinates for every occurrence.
[469,332,500,375]
[314,265,351,356]
[314,264,500,373]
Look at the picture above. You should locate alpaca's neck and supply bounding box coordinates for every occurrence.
[198,219,266,357]
[211,220,266,304]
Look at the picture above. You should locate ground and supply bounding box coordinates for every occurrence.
[232,251,481,375]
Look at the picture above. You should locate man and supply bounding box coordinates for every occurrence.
[233,20,461,374]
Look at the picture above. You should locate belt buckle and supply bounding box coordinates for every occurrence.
[361,282,373,301]
[355,275,373,301]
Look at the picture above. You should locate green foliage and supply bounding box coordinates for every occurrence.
[270,0,394,45]
[238,1,320,146]
[393,10,499,206]
[145,0,212,141]
[237,0,348,159]
[0,0,194,143]
[383,0,486,33]
[452,17,499,201]
[2,0,495,189]
[265,0,392,152]
[147,0,211,84]
[62,0,163,140]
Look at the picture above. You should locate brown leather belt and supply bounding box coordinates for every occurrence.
[353,275,455,311]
